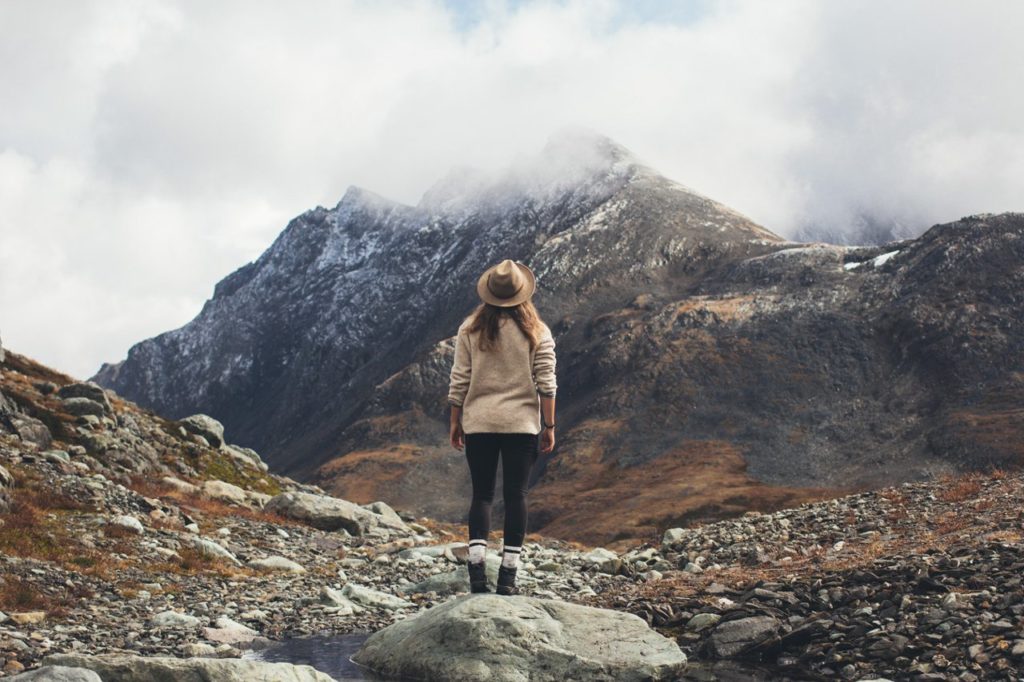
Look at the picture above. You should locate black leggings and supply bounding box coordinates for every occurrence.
[465,432,539,548]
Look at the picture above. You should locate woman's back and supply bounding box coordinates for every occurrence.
[448,315,556,435]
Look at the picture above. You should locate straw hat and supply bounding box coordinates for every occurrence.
[476,259,536,307]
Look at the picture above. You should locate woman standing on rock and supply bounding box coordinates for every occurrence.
[447,259,557,596]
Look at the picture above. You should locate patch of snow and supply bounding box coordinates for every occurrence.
[872,249,900,267]
[843,249,901,272]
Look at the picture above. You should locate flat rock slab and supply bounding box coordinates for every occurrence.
[39,653,334,682]
[351,593,687,681]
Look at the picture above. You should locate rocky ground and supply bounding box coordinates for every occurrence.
[588,473,1024,680]
[2,347,1023,680]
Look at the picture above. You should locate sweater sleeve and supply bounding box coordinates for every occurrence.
[447,329,471,407]
[533,327,557,397]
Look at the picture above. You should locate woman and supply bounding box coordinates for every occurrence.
[447,258,557,596]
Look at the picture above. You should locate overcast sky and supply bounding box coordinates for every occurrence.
[2,0,1022,379]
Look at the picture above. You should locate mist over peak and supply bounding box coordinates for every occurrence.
[416,128,641,212]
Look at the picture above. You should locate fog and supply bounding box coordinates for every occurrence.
[2,0,1022,377]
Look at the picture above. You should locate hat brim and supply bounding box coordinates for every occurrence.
[476,261,536,307]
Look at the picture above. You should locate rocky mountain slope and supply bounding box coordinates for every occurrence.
[3,347,1023,680]
[91,131,1024,549]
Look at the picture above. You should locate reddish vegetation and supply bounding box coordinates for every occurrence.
[316,442,424,503]
[531,420,841,551]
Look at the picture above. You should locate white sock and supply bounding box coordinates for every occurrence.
[468,539,487,564]
[501,544,521,569]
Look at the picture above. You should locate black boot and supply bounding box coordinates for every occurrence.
[468,560,490,593]
[496,564,518,595]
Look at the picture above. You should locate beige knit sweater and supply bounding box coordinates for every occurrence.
[447,316,557,435]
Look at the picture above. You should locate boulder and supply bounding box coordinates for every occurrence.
[248,556,306,573]
[10,416,53,448]
[202,616,260,645]
[187,536,241,565]
[6,666,102,681]
[319,586,364,615]
[149,610,201,628]
[160,476,200,495]
[662,527,687,545]
[39,653,334,681]
[707,615,781,658]
[201,479,248,506]
[61,397,106,418]
[178,414,225,448]
[582,547,622,574]
[362,500,411,531]
[341,583,414,610]
[108,515,145,535]
[222,444,269,471]
[352,593,687,681]
[57,382,113,414]
[265,491,380,535]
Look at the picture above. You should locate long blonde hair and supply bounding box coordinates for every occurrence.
[465,300,544,352]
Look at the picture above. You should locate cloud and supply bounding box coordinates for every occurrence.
[1,0,1022,377]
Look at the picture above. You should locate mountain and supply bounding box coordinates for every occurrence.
[92,131,1024,548]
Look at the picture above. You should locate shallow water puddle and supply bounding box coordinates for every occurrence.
[241,632,404,681]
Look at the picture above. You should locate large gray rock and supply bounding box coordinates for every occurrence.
[57,382,113,414]
[61,397,106,418]
[341,583,414,610]
[201,479,248,506]
[6,666,102,681]
[39,653,334,681]
[248,555,306,573]
[265,491,381,535]
[9,416,52,448]
[187,536,241,565]
[582,547,622,575]
[362,499,411,531]
[707,615,781,658]
[178,414,225,448]
[351,593,688,681]
[223,443,269,471]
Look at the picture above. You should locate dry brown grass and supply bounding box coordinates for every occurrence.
[148,545,259,579]
[316,440,425,503]
[0,575,53,612]
[936,474,983,503]
[530,432,841,552]
[0,574,92,619]
[1,350,78,386]
[933,510,972,536]
[0,465,135,580]
[1,492,83,561]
